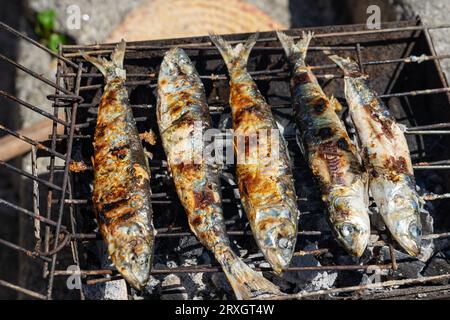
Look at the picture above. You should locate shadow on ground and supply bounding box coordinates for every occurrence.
[0,0,24,300]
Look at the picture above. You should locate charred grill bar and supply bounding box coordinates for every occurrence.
[1,18,450,299]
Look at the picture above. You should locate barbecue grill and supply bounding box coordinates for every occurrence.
[1,17,450,300]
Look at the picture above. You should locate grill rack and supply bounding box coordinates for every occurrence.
[1,18,450,300]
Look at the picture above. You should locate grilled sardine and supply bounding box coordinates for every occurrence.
[157,48,282,299]
[83,40,155,289]
[329,54,422,256]
[210,34,299,273]
[277,31,370,257]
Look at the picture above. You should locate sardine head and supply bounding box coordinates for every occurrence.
[109,222,154,290]
[255,206,298,274]
[393,217,422,256]
[372,178,422,256]
[328,185,371,257]
[333,220,370,257]
[387,193,422,256]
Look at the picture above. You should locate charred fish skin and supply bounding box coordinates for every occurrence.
[157,48,282,299]
[82,40,155,290]
[210,33,299,273]
[277,31,370,257]
[329,55,422,256]
[157,47,224,250]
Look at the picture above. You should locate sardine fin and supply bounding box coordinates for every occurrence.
[81,39,126,80]
[276,31,313,62]
[328,54,363,77]
[209,33,258,72]
[214,244,283,300]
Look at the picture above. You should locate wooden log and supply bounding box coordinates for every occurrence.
[0,119,64,162]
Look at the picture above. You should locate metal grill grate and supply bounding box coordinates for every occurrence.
[1,17,450,300]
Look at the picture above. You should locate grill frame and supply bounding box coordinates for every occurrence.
[1,17,450,300]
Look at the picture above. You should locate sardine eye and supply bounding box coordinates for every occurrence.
[278,237,292,250]
[409,223,422,238]
[136,254,147,267]
[340,224,354,237]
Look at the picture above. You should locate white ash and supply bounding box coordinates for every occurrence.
[176,235,205,259]
[83,240,130,300]
[185,273,208,298]
[143,275,161,294]
[246,252,265,261]
[274,243,338,291]
[83,279,128,300]
[102,280,128,300]
[369,234,380,245]
[160,274,188,300]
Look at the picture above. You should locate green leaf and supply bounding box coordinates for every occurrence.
[34,23,43,37]
[37,9,56,32]
[48,33,67,53]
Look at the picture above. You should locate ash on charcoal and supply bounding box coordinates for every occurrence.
[147,260,215,300]
[360,266,389,290]
[422,253,450,284]
[144,276,161,295]
[368,206,387,232]
[419,240,435,263]
[272,243,338,292]
[84,280,128,300]
[176,235,205,259]
[381,247,426,279]
[369,234,380,246]
[82,258,129,300]
[176,258,212,299]
[160,274,188,300]
[183,273,207,299]
[102,280,128,300]
[232,241,249,259]
[83,240,129,300]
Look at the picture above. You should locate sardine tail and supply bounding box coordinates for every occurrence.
[276,31,295,57]
[81,39,126,79]
[111,39,126,69]
[215,245,282,300]
[209,33,258,72]
[276,31,313,62]
[80,53,108,76]
[328,54,362,77]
